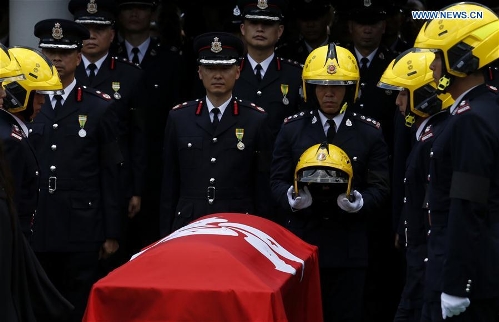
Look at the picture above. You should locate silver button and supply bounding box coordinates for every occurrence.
[51,144,57,151]
[352,156,358,161]
[403,177,406,183]
[35,171,39,176]
[208,199,214,204]
[430,151,434,157]
[427,174,431,181]
[88,201,92,206]
[154,84,159,88]
[210,158,216,163]
[28,128,33,133]
[187,143,192,147]
[212,138,217,143]
[424,258,428,262]
[53,123,58,129]
[50,165,56,172]
[257,90,262,96]
[403,197,407,203]
[210,178,215,184]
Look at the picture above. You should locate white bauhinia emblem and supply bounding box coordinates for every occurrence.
[131,217,306,280]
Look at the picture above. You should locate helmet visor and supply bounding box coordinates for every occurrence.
[298,168,349,184]
[306,79,356,86]
[377,81,404,91]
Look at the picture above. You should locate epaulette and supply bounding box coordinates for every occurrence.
[234,97,266,113]
[283,110,313,124]
[278,57,304,69]
[78,86,112,101]
[420,124,434,142]
[112,56,142,69]
[454,99,471,115]
[351,112,381,129]
[171,100,198,111]
[10,124,23,141]
[486,84,498,93]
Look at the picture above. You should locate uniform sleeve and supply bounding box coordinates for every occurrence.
[254,113,273,219]
[98,102,123,239]
[270,124,296,212]
[159,113,180,237]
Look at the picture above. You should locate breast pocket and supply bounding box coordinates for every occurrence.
[178,137,203,169]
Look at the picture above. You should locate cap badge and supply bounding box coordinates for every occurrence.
[257,0,268,9]
[211,37,222,53]
[327,64,336,74]
[52,23,63,40]
[364,0,372,7]
[233,5,241,16]
[317,153,327,161]
[87,0,98,14]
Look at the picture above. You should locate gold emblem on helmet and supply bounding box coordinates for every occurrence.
[87,0,98,14]
[52,23,63,40]
[317,152,327,161]
[364,0,372,7]
[211,37,222,53]
[327,64,336,74]
[257,0,268,9]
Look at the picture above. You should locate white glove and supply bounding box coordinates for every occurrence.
[337,190,364,213]
[287,185,312,210]
[441,292,470,319]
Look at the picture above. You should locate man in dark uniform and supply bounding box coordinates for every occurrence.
[68,0,147,266]
[159,32,273,237]
[271,43,390,322]
[0,46,64,239]
[414,3,499,321]
[344,2,403,319]
[276,0,335,64]
[29,18,122,322]
[114,0,182,249]
[234,0,304,140]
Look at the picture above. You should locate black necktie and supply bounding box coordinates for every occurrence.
[131,47,140,65]
[54,95,63,111]
[326,119,336,143]
[360,57,369,78]
[255,64,262,82]
[88,63,97,84]
[212,107,220,130]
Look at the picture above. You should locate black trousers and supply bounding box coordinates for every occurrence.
[36,251,100,322]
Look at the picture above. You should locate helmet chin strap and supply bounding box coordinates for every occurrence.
[339,102,348,114]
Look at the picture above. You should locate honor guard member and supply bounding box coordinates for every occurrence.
[413,3,499,321]
[1,46,64,239]
[234,0,304,140]
[275,0,335,64]
[29,19,122,322]
[378,49,453,322]
[270,43,390,322]
[68,0,148,266]
[114,0,182,248]
[159,32,273,237]
[0,43,24,108]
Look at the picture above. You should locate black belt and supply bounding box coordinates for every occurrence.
[181,187,251,204]
[41,177,99,194]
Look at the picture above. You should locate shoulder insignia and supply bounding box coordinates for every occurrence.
[486,84,498,92]
[420,124,434,142]
[11,124,23,141]
[234,98,266,113]
[283,110,312,124]
[112,56,142,69]
[455,99,471,115]
[278,57,303,68]
[80,86,112,101]
[351,112,381,129]
[171,100,196,111]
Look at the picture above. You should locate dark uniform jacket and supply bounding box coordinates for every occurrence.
[233,55,303,139]
[397,111,449,309]
[75,55,147,199]
[0,110,38,237]
[270,109,390,267]
[426,84,499,301]
[275,36,338,65]
[346,44,398,152]
[27,85,122,252]
[159,98,273,237]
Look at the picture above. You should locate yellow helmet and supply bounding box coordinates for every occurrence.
[302,43,360,106]
[2,47,63,113]
[378,49,454,126]
[414,2,499,90]
[0,43,25,83]
[294,142,353,200]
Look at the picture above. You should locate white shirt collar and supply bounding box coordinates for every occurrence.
[50,78,77,109]
[354,47,378,68]
[82,54,108,74]
[317,109,345,135]
[124,38,151,63]
[205,96,232,121]
[247,53,274,77]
